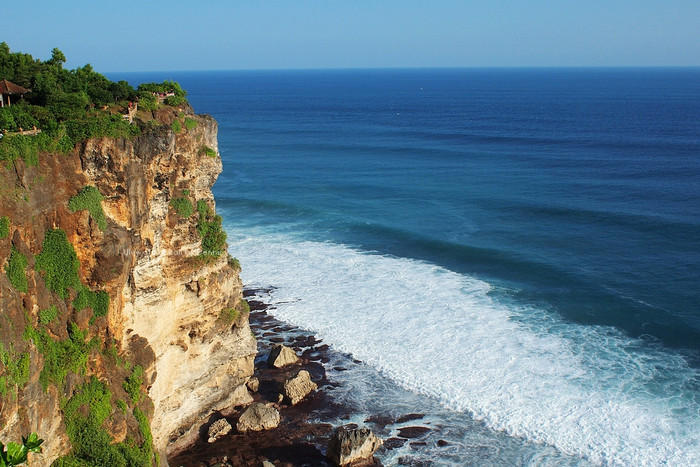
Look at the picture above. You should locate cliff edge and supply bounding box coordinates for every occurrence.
[0,102,256,464]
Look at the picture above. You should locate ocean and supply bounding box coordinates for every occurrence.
[112,68,700,465]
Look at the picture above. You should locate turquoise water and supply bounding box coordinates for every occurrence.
[114,69,700,465]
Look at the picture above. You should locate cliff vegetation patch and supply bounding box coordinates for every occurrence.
[0,43,188,163]
[5,246,28,292]
[169,197,194,218]
[199,145,217,158]
[196,200,226,258]
[35,229,80,299]
[69,186,107,231]
[0,216,9,238]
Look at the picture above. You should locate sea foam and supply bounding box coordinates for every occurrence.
[227,227,700,465]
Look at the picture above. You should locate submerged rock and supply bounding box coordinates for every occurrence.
[327,425,382,466]
[282,369,318,405]
[267,344,301,368]
[236,402,281,432]
[207,418,232,443]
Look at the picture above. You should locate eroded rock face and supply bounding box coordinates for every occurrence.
[282,370,317,405]
[0,105,256,465]
[327,426,383,466]
[267,344,300,368]
[236,403,281,432]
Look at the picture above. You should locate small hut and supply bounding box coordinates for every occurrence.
[0,79,30,107]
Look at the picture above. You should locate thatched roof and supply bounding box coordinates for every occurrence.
[0,79,30,95]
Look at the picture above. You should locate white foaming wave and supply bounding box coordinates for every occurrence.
[229,231,700,466]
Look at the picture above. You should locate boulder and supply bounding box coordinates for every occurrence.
[267,344,300,368]
[247,376,260,392]
[207,418,232,443]
[327,426,382,466]
[282,370,317,405]
[236,402,280,432]
[262,462,275,467]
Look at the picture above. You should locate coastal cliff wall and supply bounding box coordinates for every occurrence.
[0,104,256,464]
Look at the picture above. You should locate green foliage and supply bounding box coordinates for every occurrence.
[69,186,106,231]
[227,255,240,270]
[0,432,43,466]
[196,200,226,258]
[184,118,197,130]
[5,247,28,293]
[137,80,186,99]
[73,286,109,321]
[0,43,143,161]
[57,377,155,467]
[25,322,94,390]
[122,365,144,404]
[169,197,193,218]
[0,344,30,393]
[116,399,127,413]
[220,308,240,325]
[35,229,80,299]
[199,145,217,158]
[0,217,9,239]
[240,299,251,314]
[39,305,59,325]
[164,95,186,106]
[170,120,181,134]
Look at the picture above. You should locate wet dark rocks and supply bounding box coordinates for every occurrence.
[397,427,431,439]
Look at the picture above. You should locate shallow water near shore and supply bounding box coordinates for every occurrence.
[112,68,700,465]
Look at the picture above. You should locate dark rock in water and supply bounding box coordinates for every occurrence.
[437,439,449,447]
[317,344,330,351]
[333,366,348,372]
[383,437,407,450]
[397,426,430,439]
[409,441,427,448]
[327,425,383,466]
[236,402,280,432]
[267,344,301,368]
[269,337,286,344]
[396,413,424,424]
[364,413,395,429]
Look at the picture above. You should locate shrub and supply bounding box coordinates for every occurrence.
[227,255,240,270]
[73,286,109,321]
[164,95,186,107]
[0,432,43,466]
[169,198,193,218]
[69,186,107,231]
[184,118,197,130]
[24,322,94,389]
[122,365,144,404]
[0,216,9,239]
[220,308,240,324]
[6,246,28,292]
[171,120,181,134]
[39,305,59,325]
[199,145,217,158]
[0,344,30,389]
[35,229,80,299]
[196,200,226,258]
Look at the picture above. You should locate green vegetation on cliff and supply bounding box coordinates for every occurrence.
[0,43,188,162]
[196,200,226,258]
[169,197,194,218]
[5,246,28,292]
[35,229,80,299]
[69,186,107,231]
[54,377,155,467]
[0,216,9,238]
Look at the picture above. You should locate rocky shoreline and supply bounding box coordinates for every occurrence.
[168,289,438,467]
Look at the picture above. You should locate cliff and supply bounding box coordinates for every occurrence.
[0,103,256,464]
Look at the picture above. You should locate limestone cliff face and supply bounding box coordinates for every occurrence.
[0,104,256,463]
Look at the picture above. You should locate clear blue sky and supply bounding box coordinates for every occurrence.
[7,0,700,72]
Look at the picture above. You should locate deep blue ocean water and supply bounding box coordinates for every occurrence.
[112,68,700,465]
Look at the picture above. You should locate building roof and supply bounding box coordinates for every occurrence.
[0,79,30,95]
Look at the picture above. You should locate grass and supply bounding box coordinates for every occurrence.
[171,120,181,134]
[220,308,240,325]
[169,197,194,218]
[69,186,107,231]
[0,344,30,396]
[6,246,28,292]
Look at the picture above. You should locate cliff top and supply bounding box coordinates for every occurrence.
[0,42,188,164]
